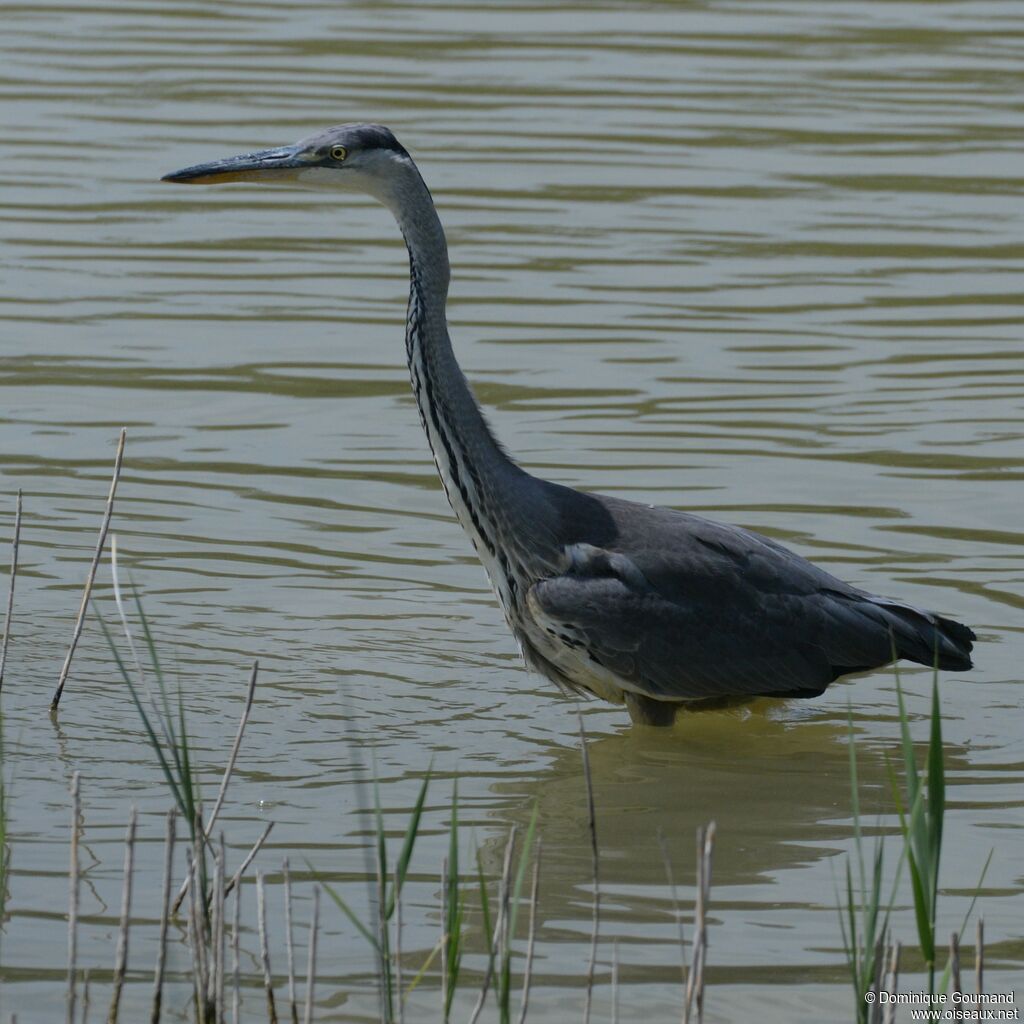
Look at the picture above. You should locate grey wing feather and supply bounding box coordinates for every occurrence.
[529,569,837,700]
[528,494,973,701]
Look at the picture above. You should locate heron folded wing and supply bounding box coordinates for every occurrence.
[527,555,840,701]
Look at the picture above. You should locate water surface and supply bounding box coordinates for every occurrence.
[1,1,1022,1019]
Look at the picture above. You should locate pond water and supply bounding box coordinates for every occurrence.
[1,0,1022,1019]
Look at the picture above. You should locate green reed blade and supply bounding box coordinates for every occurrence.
[507,801,539,947]
[926,677,945,910]
[96,610,185,819]
[318,874,381,952]
[385,768,431,921]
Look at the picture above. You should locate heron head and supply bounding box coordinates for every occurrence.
[161,123,415,199]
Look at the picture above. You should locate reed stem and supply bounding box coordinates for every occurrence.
[186,851,207,1024]
[976,918,984,995]
[51,428,126,711]
[303,886,320,1024]
[257,868,278,1023]
[515,838,542,1024]
[284,858,298,1024]
[577,709,599,1024]
[66,772,81,1024]
[231,878,242,1024]
[170,664,259,914]
[210,838,226,1023]
[0,489,22,693]
[106,807,137,1023]
[151,807,176,1024]
[467,826,517,1024]
[225,823,275,898]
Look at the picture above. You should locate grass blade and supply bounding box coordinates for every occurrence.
[318,875,380,952]
[385,769,431,920]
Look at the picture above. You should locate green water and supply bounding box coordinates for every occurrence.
[1,1,1022,1019]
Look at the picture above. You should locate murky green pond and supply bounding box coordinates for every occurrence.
[1,1,1022,1019]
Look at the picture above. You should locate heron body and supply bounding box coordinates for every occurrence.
[164,124,975,726]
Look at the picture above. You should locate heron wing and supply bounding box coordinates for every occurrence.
[527,560,841,700]
[526,496,968,700]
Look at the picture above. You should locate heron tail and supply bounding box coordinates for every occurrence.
[870,599,976,672]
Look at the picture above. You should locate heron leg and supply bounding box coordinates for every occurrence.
[624,692,679,727]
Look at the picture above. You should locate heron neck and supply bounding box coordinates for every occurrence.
[390,173,510,478]
[385,165,558,594]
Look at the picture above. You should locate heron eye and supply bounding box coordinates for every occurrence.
[330,145,348,162]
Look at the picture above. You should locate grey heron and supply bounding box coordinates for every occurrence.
[163,123,975,726]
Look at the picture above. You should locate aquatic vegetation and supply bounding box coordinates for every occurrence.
[51,429,126,712]
[0,714,9,942]
[0,492,19,935]
[319,769,432,1023]
[0,489,998,1021]
[101,540,263,904]
[0,489,20,694]
[318,769,544,1024]
[838,706,898,1022]
[5,628,1001,1022]
[891,670,991,1001]
[0,553,711,1020]
[894,671,946,995]
[840,667,992,1020]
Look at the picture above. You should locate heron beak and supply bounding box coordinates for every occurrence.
[161,144,306,185]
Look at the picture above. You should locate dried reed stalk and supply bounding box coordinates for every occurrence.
[697,822,716,1023]
[203,662,258,839]
[66,772,81,1024]
[225,823,274,898]
[283,858,298,1024]
[655,828,688,1000]
[209,839,226,1023]
[881,939,900,1024]
[51,428,126,711]
[976,917,984,994]
[683,822,716,1024]
[218,837,229,1022]
[192,808,208,930]
[170,663,259,914]
[611,941,620,1024]
[231,879,242,1024]
[516,838,542,1024]
[189,847,214,1023]
[151,807,176,1024]
[185,851,205,1023]
[81,969,90,1024]
[577,709,600,1024]
[107,807,137,1023]
[950,931,961,995]
[303,886,320,1024]
[257,868,278,1023]
[869,935,884,1024]
[467,826,518,1024]
[0,489,22,692]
